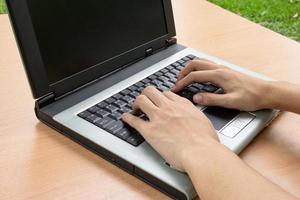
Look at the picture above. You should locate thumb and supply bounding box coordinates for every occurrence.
[193,93,230,107]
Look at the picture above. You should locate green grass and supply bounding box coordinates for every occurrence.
[0,0,7,14]
[208,0,300,42]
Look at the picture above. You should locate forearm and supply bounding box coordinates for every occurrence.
[265,81,300,114]
[182,144,297,200]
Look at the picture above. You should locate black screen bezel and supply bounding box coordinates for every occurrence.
[6,0,176,99]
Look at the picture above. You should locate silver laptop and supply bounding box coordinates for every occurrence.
[7,0,278,199]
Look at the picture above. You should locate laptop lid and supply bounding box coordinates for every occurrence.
[6,0,176,99]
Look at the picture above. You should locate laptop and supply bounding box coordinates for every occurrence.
[6,0,279,199]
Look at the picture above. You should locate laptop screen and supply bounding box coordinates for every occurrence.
[27,0,168,84]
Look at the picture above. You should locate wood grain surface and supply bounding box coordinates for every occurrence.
[0,0,300,199]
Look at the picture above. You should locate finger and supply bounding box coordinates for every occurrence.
[163,91,186,103]
[122,113,148,134]
[193,92,231,108]
[132,95,158,118]
[142,86,168,107]
[177,60,220,81]
[172,70,221,92]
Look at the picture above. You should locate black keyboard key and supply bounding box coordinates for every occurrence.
[120,89,131,96]
[193,83,205,90]
[95,109,110,118]
[148,74,157,80]
[86,114,101,124]
[105,120,125,134]
[203,84,219,93]
[141,78,151,84]
[154,71,163,77]
[187,54,196,60]
[95,117,115,128]
[78,111,92,119]
[187,86,199,94]
[122,95,135,104]
[180,90,194,101]
[113,93,123,100]
[88,106,100,113]
[110,111,123,120]
[135,82,144,88]
[126,134,145,146]
[166,65,174,71]
[113,100,127,108]
[129,91,140,98]
[169,77,177,84]
[183,57,191,62]
[97,101,108,108]
[128,85,138,92]
[151,79,163,87]
[119,106,132,114]
[115,128,132,140]
[105,97,116,104]
[177,59,185,65]
[164,72,175,79]
[160,68,168,74]
[163,82,175,89]
[158,76,169,83]
[157,85,169,92]
[170,69,180,76]
[105,104,119,113]
[172,62,181,68]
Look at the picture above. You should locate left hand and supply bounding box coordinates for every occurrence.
[122,86,219,171]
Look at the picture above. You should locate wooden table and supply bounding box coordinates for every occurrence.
[1,0,300,199]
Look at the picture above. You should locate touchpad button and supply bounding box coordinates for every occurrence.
[203,107,240,130]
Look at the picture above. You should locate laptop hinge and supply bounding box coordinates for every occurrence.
[165,37,177,47]
[35,92,56,109]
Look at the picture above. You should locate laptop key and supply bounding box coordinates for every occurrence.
[129,91,140,98]
[88,106,100,113]
[160,68,168,74]
[166,65,174,71]
[120,89,131,96]
[86,114,101,124]
[187,86,199,94]
[126,134,145,146]
[157,85,169,92]
[203,84,219,93]
[113,93,123,100]
[95,117,114,128]
[141,78,151,84]
[95,109,110,118]
[105,120,124,134]
[122,95,135,104]
[105,104,119,113]
[113,100,127,108]
[115,128,132,140]
[135,82,144,88]
[154,71,163,77]
[78,111,92,119]
[148,74,157,80]
[110,111,123,120]
[119,106,132,114]
[97,101,108,108]
[105,97,116,104]
[128,85,138,91]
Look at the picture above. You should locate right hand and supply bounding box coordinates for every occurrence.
[171,59,273,111]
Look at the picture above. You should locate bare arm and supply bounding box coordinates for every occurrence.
[121,60,300,200]
[183,144,298,200]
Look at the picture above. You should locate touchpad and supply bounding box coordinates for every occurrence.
[203,107,240,130]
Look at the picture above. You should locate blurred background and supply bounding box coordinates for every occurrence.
[0,0,299,42]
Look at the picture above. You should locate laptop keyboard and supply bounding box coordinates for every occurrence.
[78,54,220,147]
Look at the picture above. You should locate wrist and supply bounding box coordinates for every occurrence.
[180,139,227,172]
[258,80,281,109]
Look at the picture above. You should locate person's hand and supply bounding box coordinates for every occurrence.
[122,86,219,171]
[172,60,273,111]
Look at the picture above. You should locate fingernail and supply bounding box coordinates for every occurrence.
[193,94,203,103]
